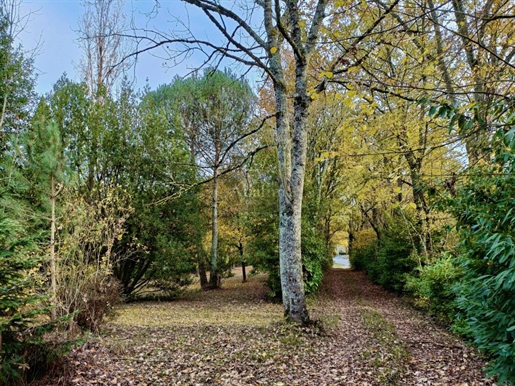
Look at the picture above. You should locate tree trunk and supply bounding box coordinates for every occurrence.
[0,91,7,133]
[238,242,247,283]
[195,216,209,289]
[50,175,57,321]
[281,54,311,324]
[410,170,433,256]
[241,261,247,283]
[280,197,308,323]
[274,85,294,317]
[209,169,220,288]
[198,252,209,290]
[265,0,327,325]
[450,0,489,164]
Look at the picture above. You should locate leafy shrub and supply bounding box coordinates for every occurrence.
[144,238,195,298]
[350,220,416,293]
[405,253,462,324]
[447,127,515,385]
[73,273,122,332]
[349,229,377,271]
[350,242,378,272]
[245,189,280,299]
[0,211,71,384]
[55,187,126,332]
[373,227,416,292]
[302,229,329,294]
[0,208,50,383]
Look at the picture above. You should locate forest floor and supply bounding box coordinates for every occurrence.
[34,268,497,386]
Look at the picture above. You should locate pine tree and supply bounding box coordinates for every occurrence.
[25,106,66,321]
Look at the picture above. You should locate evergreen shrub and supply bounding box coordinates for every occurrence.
[350,220,416,293]
[405,253,462,324]
[301,229,329,294]
[448,127,515,385]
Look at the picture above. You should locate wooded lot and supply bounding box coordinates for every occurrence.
[1,0,515,384]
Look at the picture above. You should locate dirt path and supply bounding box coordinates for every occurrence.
[35,269,496,386]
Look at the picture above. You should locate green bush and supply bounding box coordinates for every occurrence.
[0,213,67,384]
[405,253,462,324]
[145,238,195,298]
[301,229,328,294]
[374,229,416,292]
[350,219,416,293]
[447,127,515,385]
[0,215,40,382]
[350,242,377,272]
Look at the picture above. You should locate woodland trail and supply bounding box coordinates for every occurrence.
[35,269,496,386]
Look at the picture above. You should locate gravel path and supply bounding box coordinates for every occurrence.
[33,269,496,386]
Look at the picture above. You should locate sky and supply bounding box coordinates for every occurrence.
[17,0,234,95]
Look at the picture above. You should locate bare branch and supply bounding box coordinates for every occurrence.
[183,0,268,49]
[218,113,276,167]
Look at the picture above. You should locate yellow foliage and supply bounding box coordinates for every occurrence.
[406,202,417,210]
[320,71,334,79]
[353,229,377,250]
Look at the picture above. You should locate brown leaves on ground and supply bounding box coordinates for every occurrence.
[33,270,496,386]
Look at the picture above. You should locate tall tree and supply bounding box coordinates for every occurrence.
[25,112,66,321]
[128,0,402,323]
[154,69,256,288]
[77,0,133,98]
[48,77,197,297]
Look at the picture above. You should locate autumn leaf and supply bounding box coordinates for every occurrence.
[406,202,417,210]
[34,270,495,386]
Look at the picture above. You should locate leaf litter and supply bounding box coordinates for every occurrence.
[33,269,497,385]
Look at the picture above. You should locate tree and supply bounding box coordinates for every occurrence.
[0,4,35,152]
[153,69,256,289]
[127,0,405,322]
[48,76,198,297]
[0,4,51,380]
[25,112,66,321]
[0,201,44,384]
[77,0,133,98]
[350,0,515,164]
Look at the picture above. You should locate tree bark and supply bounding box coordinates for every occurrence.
[50,175,57,321]
[209,169,220,288]
[450,0,489,164]
[198,249,209,290]
[241,261,247,283]
[0,91,7,133]
[238,242,247,283]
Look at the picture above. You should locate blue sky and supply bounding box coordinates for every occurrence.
[18,0,230,95]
